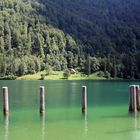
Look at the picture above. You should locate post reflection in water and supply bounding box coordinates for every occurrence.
[83,112,88,138]
[134,114,138,140]
[40,115,46,140]
[131,113,140,140]
[4,116,9,140]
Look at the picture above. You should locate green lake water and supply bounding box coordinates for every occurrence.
[0,80,140,140]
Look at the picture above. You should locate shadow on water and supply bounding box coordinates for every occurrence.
[4,116,9,140]
[40,115,46,140]
[100,112,140,119]
[106,112,140,139]
[100,114,129,119]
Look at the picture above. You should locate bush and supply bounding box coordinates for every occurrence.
[40,74,45,80]
[104,71,111,79]
[0,74,17,80]
[97,71,105,77]
[63,69,70,79]
[97,71,110,79]
[46,64,52,75]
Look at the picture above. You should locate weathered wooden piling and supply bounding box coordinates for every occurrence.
[2,87,9,116]
[136,85,140,111]
[82,86,87,114]
[129,85,137,112]
[40,86,45,115]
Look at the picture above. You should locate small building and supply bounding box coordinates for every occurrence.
[69,68,76,74]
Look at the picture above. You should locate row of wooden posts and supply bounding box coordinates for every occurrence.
[2,84,138,116]
[2,86,87,116]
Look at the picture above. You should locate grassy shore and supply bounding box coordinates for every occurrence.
[17,71,106,80]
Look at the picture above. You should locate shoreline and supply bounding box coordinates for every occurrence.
[0,71,125,80]
[1,71,139,81]
[16,71,107,80]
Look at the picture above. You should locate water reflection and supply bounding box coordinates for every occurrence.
[133,114,139,140]
[134,114,138,140]
[4,116,9,140]
[83,112,88,138]
[130,113,140,140]
[40,115,46,140]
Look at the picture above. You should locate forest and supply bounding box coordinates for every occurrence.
[0,0,140,79]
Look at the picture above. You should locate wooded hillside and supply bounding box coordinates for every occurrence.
[0,0,140,79]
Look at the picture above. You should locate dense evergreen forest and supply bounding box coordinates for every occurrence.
[0,0,140,79]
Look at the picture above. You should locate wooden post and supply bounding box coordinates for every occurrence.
[40,86,45,115]
[2,87,9,116]
[136,85,140,111]
[82,86,87,114]
[129,85,137,112]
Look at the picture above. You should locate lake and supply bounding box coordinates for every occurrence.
[0,80,140,140]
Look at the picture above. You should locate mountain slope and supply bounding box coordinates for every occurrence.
[39,0,140,54]
[0,0,140,79]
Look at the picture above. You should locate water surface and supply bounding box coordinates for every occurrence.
[0,80,140,140]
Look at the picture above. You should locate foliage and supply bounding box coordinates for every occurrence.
[46,64,52,75]
[97,71,105,78]
[0,0,78,78]
[0,74,16,80]
[39,0,140,79]
[0,0,140,79]
[40,74,45,80]
[63,69,70,79]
